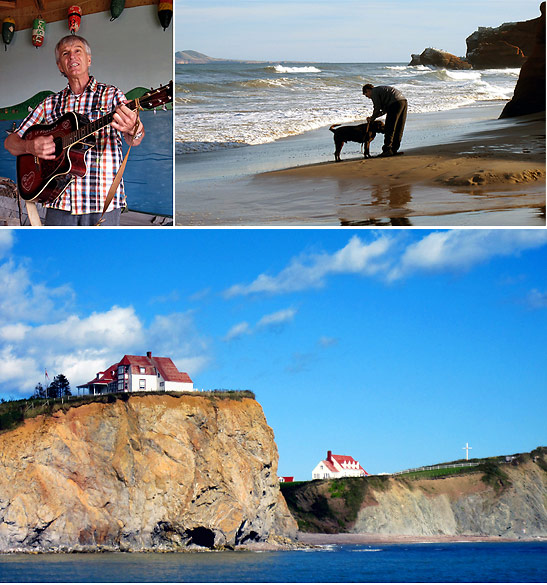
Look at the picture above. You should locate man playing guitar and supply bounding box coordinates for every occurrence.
[4,35,145,226]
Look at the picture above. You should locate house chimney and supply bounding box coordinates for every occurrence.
[147,351,152,358]
[327,450,332,462]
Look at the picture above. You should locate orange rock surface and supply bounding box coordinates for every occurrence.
[0,394,297,552]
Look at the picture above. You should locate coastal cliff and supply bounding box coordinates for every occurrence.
[282,449,547,539]
[409,3,544,71]
[0,393,297,552]
[500,2,546,118]
[465,9,542,69]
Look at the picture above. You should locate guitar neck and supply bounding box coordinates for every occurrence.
[62,98,138,148]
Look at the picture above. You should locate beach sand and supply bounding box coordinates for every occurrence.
[176,105,545,226]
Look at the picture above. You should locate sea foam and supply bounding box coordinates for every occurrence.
[175,61,517,153]
[272,65,322,73]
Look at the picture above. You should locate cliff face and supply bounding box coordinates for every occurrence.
[282,452,547,538]
[352,462,546,538]
[500,2,546,118]
[465,10,542,68]
[0,394,297,552]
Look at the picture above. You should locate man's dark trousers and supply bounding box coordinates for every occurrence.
[383,99,407,154]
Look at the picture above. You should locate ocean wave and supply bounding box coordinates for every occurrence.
[385,65,432,73]
[271,65,322,74]
[175,140,248,155]
[424,69,482,82]
[241,77,299,89]
[480,68,521,76]
[175,61,518,153]
[472,80,514,100]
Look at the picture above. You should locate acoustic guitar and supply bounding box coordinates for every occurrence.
[16,81,172,204]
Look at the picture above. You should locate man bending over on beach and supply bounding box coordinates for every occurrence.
[362,84,407,157]
[4,35,145,226]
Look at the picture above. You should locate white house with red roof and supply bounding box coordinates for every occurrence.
[312,450,368,480]
[77,351,194,395]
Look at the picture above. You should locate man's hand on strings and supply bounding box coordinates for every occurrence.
[27,135,56,160]
[113,103,144,145]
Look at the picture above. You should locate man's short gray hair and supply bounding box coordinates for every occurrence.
[55,35,92,64]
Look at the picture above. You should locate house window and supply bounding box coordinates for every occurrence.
[140,367,146,374]
[118,381,124,391]
[139,379,146,390]
[118,365,124,374]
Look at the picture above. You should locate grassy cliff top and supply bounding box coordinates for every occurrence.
[0,390,256,434]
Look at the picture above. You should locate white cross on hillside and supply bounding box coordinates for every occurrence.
[462,442,472,460]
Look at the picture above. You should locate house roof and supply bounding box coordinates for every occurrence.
[80,353,192,387]
[80,363,118,387]
[119,354,193,383]
[326,452,368,475]
[323,460,338,473]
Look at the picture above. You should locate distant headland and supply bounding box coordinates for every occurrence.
[175,50,309,65]
[175,50,265,65]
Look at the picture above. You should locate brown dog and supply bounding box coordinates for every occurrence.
[329,120,385,161]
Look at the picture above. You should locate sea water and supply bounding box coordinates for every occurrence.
[0,542,546,583]
[175,61,519,154]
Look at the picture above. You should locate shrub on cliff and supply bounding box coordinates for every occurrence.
[0,402,24,432]
[478,461,512,493]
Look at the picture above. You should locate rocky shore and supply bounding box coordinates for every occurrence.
[409,3,546,119]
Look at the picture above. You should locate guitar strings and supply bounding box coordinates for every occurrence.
[58,84,170,150]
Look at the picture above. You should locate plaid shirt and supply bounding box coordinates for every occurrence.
[17,77,127,215]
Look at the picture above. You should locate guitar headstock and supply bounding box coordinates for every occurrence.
[139,81,173,110]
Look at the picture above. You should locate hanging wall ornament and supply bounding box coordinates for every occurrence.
[32,16,46,48]
[158,0,172,30]
[110,0,125,21]
[68,6,82,34]
[2,17,15,51]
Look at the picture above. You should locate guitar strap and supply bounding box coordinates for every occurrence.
[96,100,142,226]
[25,201,43,226]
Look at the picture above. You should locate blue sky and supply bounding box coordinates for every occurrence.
[176,1,542,62]
[1,228,546,479]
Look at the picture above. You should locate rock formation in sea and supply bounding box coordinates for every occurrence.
[465,8,542,69]
[409,3,544,72]
[408,48,471,70]
[500,2,546,118]
[282,448,547,538]
[0,393,297,552]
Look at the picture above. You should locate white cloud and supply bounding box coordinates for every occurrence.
[525,289,547,309]
[222,307,297,342]
[0,345,42,391]
[224,235,392,297]
[32,306,144,351]
[146,312,212,375]
[0,230,14,258]
[223,321,251,342]
[0,323,31,342]
[389,230,547,280]
[318,335,338,347]
[0,307,212,397]
[257,308,296,328]
[0,258,74,324]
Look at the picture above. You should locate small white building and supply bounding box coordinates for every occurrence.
[78,351,194,395]
[312,450,368,480]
